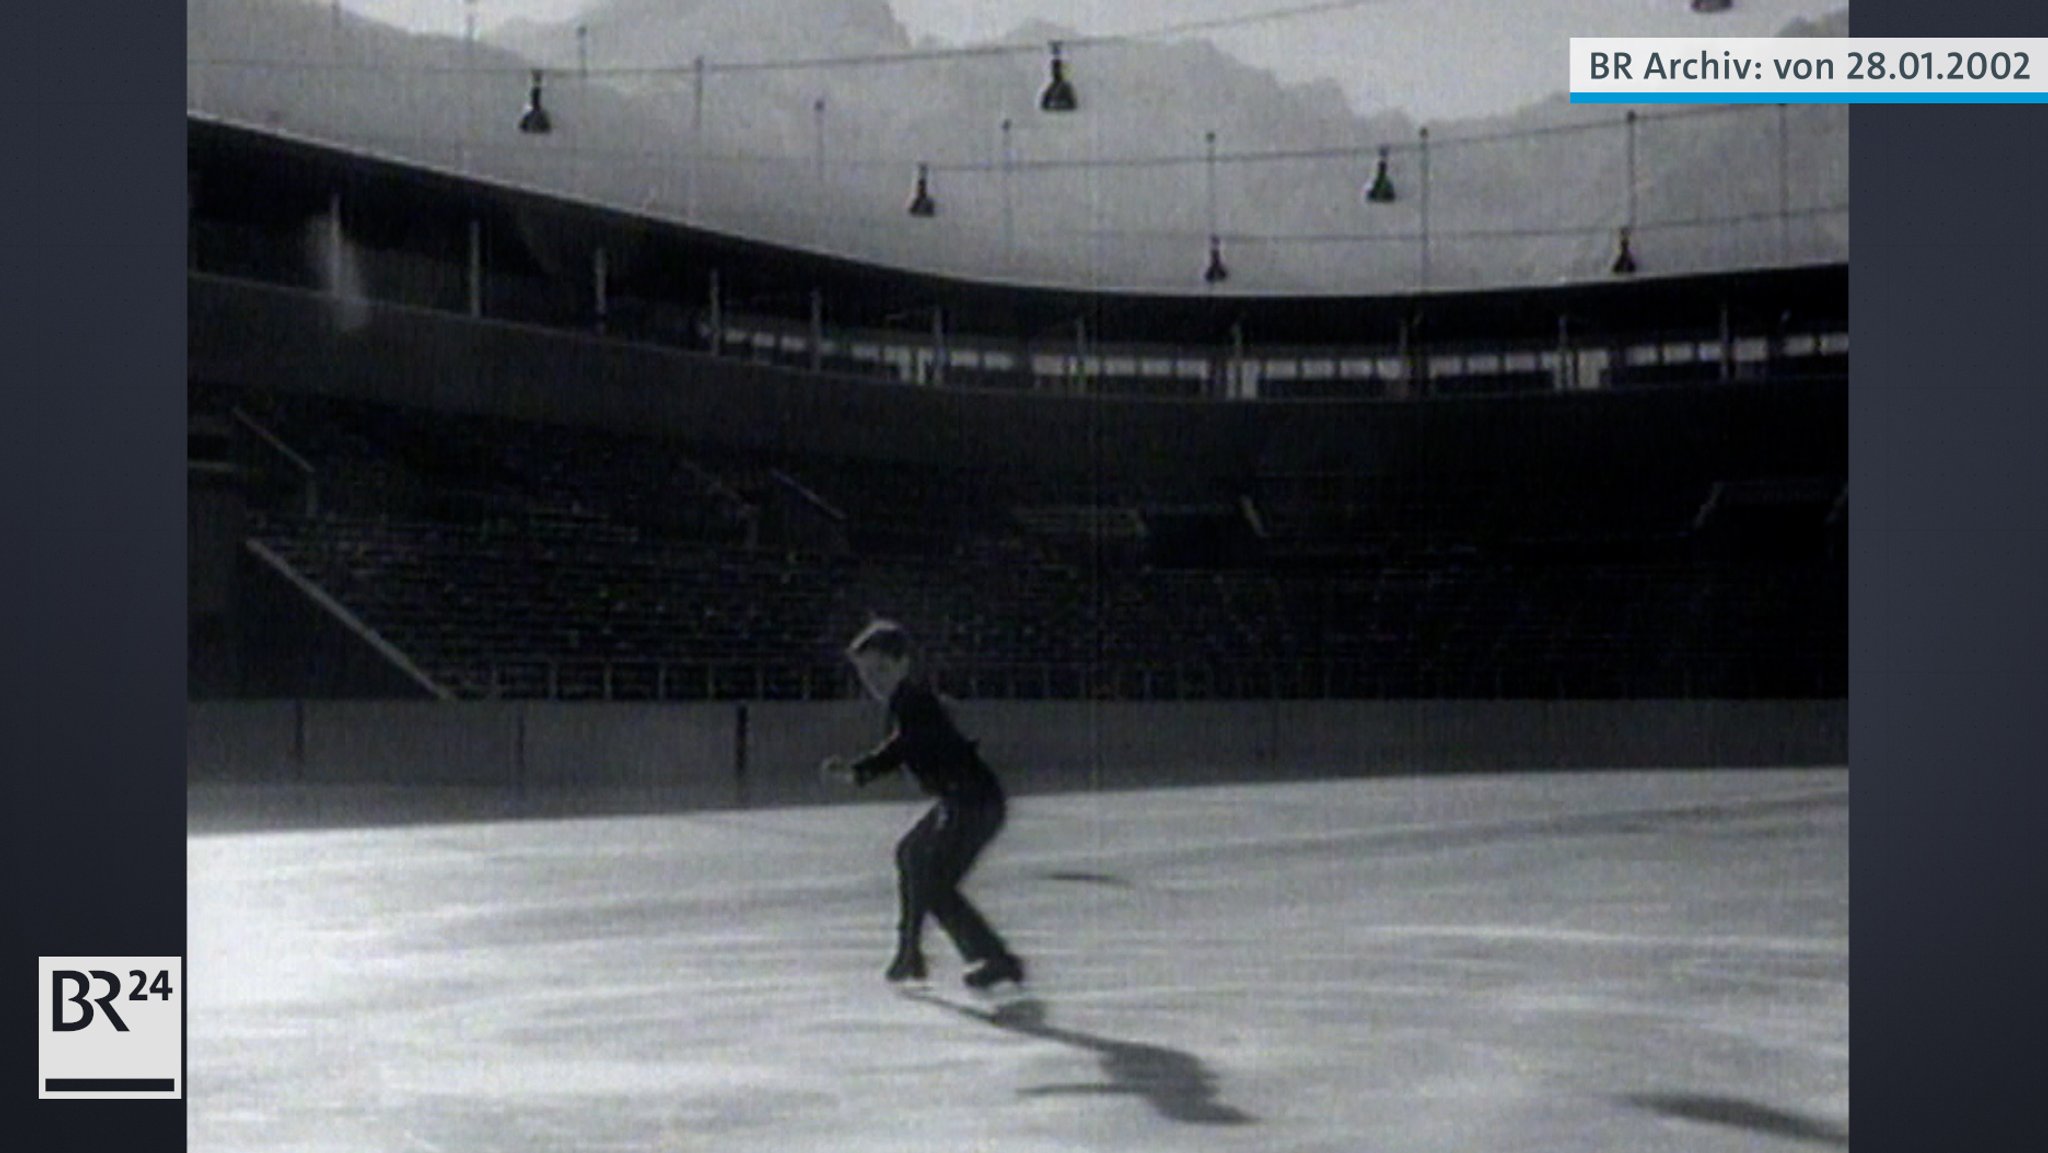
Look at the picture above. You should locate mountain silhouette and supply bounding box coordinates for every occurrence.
[188,0,1848,292]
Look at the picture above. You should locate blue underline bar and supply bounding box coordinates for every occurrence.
[1572,91,2048,103]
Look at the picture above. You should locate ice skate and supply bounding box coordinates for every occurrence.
[963,953,1024,991]
[885,950,928,984]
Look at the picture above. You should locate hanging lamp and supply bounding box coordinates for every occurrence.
[1364,145,1396,203]
[1611,226,1638,275]
[1204,235,1230,284]
[518,70,552,134]
[907,163,937,217]
[1040,42,1078,112]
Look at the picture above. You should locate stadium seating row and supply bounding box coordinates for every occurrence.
[200,384,1842,700]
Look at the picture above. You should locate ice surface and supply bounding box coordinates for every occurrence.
[188,769,1848,1152]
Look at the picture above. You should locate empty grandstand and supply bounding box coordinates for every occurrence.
[187,115,1844,708]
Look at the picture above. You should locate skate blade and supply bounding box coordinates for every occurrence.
[901,984,1040,1022]
[973,979,1029,1005]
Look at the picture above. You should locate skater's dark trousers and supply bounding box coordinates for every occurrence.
[896,789,1010,964]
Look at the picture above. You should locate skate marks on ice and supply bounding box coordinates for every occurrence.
[1030,869,1133,888]
[1622,1093,1850,1148]
[900,989,1256,1126]
[1129,784,1848,874]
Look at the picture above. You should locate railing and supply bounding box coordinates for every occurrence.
[456,657,1841,703]
[467,660,847,703]
[228,407,320,518]
[188,245,1849,407]
[692,307,1852,401]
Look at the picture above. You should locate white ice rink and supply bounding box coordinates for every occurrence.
[188,769,1848,1152]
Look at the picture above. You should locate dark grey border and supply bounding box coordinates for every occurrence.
[3,3,186,1144]
[1852,3,2048,1151]
[23,1,2048,1148]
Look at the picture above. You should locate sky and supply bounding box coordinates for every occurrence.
[338,0,1847,121]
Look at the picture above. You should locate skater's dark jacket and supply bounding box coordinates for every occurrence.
[850,679,1000,800]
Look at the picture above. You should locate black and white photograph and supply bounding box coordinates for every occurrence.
[184,2,1850,1149]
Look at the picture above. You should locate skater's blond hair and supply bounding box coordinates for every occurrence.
[846,618,911,660]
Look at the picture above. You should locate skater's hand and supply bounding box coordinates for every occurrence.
[819,755,855,785]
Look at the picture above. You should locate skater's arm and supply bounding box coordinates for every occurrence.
[846,686,951,784]
[846,732,907,785]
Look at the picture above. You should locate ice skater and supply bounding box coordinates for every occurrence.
[821,619,1025,990]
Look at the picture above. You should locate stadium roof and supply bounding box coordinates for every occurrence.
[191,113,1845,350]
